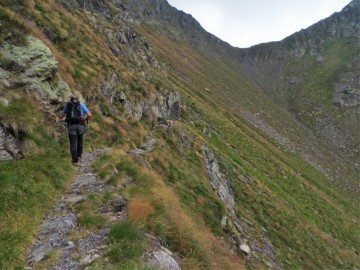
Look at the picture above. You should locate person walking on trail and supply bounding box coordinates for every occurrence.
[58,96,92,164]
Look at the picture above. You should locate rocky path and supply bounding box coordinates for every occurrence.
[27,148,127,269]
[27,144,182,270]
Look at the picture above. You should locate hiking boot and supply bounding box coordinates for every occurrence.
[72,158,79,164]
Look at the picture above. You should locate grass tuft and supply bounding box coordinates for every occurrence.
[107,221,145,265]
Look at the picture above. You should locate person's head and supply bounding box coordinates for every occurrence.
[70,96,79,103]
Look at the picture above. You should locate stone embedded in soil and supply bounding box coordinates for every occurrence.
[38,214,76,245]
[63,194,86,204]
[112,195,127,212]
[147,250,181,270]
[240,244,251,254]
[28,243,53,263]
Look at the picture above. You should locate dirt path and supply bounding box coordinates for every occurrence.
[27,148,127,269]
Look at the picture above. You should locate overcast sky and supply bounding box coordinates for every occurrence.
[167,0,352,48]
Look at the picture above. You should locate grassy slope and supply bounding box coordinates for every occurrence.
[284,38,360,186]
[139,26,360,269]
[0,1,359,269]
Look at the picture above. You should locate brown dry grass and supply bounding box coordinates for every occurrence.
[128,197,155,224]
[148,170,245,270]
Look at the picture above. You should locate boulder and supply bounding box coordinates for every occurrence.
[240,244,251,254]
[140,138,157,151]
[0,97,9,107]
[148,250,181,270]
[112,196,127,212]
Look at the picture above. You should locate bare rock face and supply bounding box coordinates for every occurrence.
[203,146,282,269]
[203,146,234,211]
[333,72,360,107]
[0,125,23,160]
[113,90,181,121]
[100,73,181,122]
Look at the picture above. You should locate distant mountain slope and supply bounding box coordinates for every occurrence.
[115,0,360,190]
[235,0,360,187]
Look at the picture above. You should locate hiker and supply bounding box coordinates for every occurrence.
[58,96,92,164]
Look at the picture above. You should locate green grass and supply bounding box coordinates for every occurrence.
[146,203,210,269]
[182,100,360,269]
[0,96,38,135]
[115,159,150,187]
[106,221,145,266]
[165,160,225,236]
[0,127,73,269]
[78,214,107,229]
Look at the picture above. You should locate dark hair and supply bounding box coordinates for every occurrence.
[70,96,79,102]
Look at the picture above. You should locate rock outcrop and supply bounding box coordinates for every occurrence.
[0,125,23,160]
[145,234,182,270]
[0,36,72,104]
[120,91,181,121]
[204,147,281,269]
[204,147,234,212]
[333,72,360,107]
[101,73,181,122]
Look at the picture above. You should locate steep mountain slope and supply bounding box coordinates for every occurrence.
[0,0,359,269]
[119,0,360,192]
[236,1,360,189]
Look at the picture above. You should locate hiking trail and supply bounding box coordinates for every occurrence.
[27,148,127,269]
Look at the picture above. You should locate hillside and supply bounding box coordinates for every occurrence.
[120,0,360,192]
[0,0,359,269]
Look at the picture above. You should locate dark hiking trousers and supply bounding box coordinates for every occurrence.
[68,123,85,163]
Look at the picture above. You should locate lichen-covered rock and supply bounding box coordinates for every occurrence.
[1,36,57,76]
[0,36,72,104]
[0,67,10,87]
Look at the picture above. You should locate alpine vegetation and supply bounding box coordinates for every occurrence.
[0,0,359,269]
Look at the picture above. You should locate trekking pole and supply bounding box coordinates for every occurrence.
[63,121,70,148]
[86,118,95,157]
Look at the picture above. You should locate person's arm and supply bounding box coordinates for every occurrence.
[81,103,92,120]
[58,103,67,120]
